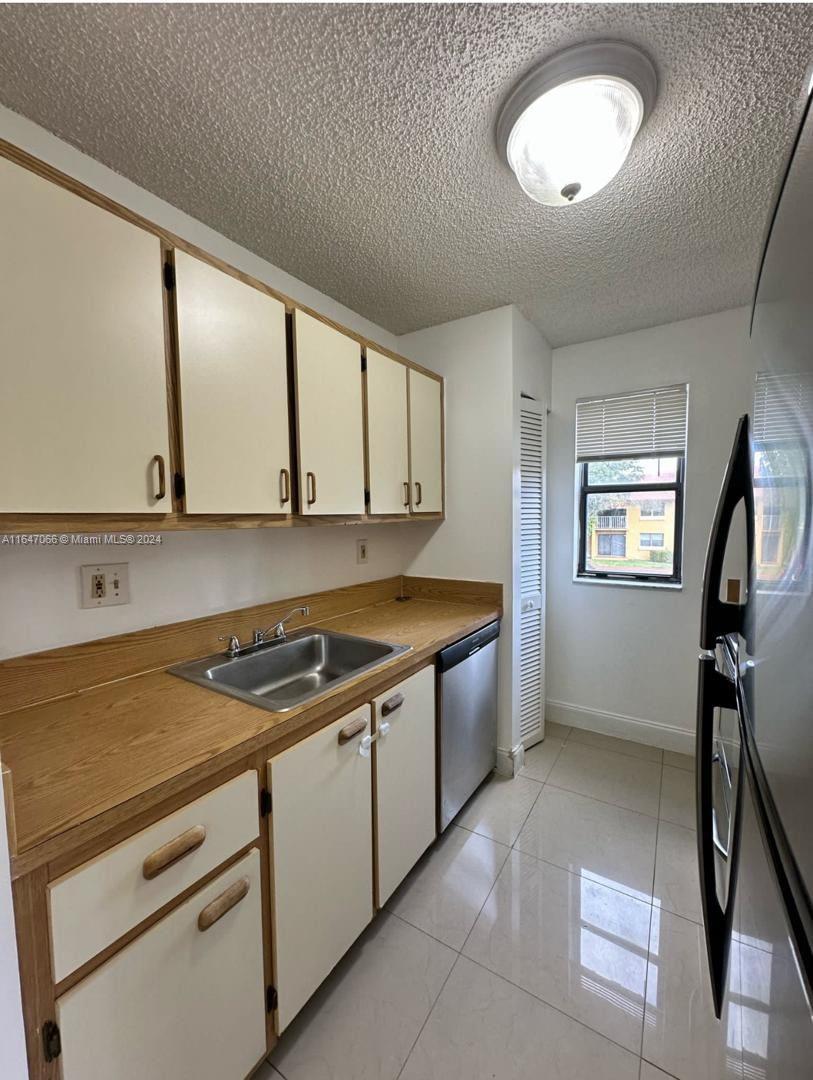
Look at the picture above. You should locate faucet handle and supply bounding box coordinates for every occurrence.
[218,634,241,657]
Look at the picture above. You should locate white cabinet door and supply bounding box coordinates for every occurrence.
[0,158,171,513]
[269,705,373,1031]
[57,849,266,1080]
[294,310,365,515]
[408,369,443,513]
[174,252,291,514]
[366,349,409,515]
[374,666,437,906]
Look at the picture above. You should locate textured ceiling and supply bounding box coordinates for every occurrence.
[0,3,811,347]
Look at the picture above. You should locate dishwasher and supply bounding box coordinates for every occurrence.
[437,620,500,831]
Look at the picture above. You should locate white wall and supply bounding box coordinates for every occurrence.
[400,306,551,766]
[546,307,759,752]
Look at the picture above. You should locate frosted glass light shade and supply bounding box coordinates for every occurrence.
[506,75,644,207]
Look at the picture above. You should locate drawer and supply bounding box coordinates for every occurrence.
[57,848,266,1080]
[48,770,259,983]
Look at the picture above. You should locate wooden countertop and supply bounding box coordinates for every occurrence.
[0,589,499,874]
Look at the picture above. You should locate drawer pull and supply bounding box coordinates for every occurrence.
[338,716,368,744]
[142,825,206,880]
[279,468,291,506]
[403,481,410,508]
[306,471,317,506]
[152,454,167,501]
[415,481,423,507]
[197,876,250,932]
[381,693,404,717]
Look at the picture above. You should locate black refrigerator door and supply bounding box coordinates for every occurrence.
[697,417,755,1016]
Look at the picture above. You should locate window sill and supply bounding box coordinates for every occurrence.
[573,574,683,591]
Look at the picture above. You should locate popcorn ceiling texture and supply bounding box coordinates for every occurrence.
[0,3,810,346]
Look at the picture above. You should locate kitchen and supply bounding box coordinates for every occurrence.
[0,5,811,1080]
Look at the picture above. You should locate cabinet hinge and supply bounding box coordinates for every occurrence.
[364,488,370,507]
[361,354,367,373]
[163,261,175,290]
[42,1019,61,1062]
[266,985,278,1013]
[259,788,272,817]
[173,472,186,500]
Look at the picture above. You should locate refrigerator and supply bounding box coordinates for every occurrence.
[697,85,813,1075]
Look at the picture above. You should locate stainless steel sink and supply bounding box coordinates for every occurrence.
[170,629,410,713]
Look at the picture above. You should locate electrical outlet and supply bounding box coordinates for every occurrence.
[356,538,369,564]
[80,563,130,608]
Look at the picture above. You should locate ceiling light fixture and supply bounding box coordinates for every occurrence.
[497,41,657,208]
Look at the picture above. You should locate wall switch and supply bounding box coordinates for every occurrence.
[80,563,130,608]
[356,539,369,564]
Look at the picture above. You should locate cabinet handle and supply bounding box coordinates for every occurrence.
[279,468,291,506]
[152,454,167,501]
[306,471,317,506]
[197,876,250,932]
[359,721,390,757]
[403,481,410,508]
[381,692,404,717]
[415,481,422,507]
[338,716,368,744]
[142,825,206,880]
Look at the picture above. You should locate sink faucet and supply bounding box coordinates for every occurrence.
[253,606,310,646]
[218,605,310,657]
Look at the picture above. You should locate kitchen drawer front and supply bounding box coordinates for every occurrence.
[48,770,259,982]
[57,848,266,1080]
[374,666,437,905]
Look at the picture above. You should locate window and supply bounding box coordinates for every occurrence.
[760,531,781,565]
[640,532,665,548]
[640,499,666,518]
[576,384,688,584]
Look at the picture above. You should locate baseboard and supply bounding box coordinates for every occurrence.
[496,741,525,777]
[545,699,695,756]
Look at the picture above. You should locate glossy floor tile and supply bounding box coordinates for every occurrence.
[270,913,455,1080]
[454,772,542,846]
[642,908,742,1080]
[568,727,663,764]
[547,741,662,817]
[639,1062,678,1079]
[520,735,565,782]
[400,956,640,1080]
[386,825,509,950]
[515,785,657,901]
[463,849,651,1052]
[653,821,702,924]
[659,766,695,829]
[544,719,573,741]
[663,750,694,772]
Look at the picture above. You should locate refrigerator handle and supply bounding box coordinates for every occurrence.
[696,654,739,1018]
[700,415,754,650]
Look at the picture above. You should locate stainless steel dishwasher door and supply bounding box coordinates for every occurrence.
[438,622,500,831]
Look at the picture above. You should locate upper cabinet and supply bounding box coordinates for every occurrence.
[293,310,365,516]
[408,369,444,513]
[366,349,410,515]
[174,252,291,514]
[0,158,171,513]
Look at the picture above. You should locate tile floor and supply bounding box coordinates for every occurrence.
[255,724,738,1080]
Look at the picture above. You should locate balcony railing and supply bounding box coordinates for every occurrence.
[597,515,627,529]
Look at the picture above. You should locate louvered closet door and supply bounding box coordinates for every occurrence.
[519,403,546,748]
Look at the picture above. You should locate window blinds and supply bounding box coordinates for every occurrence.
[575,383,688,462]
[753,371,813,443]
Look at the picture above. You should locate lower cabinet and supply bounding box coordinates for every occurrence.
[269,704,373,1032]
[373,666,437,906]
[56,848,266,1080]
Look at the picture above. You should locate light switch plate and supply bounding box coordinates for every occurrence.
[356,538,369,564]
[80,563,131,608]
